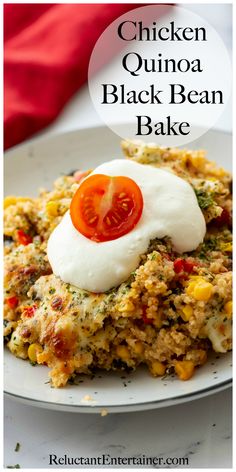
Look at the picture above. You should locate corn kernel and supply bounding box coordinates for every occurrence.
[224,301,232,319]
[116,345,130,360]
[189,154,205,169]
[175,360,195,380]
[181,305,193,321]
[193,281,213,301]
[186,281,197,297]
[118,301,135,312]
[220,242,232,252]
[28,343,43,363]
[46,201,59,217]
[187,277,213,301]
[133,341,144,355]
[150,361,166,377]
[4,196,30,208]
[4,196,17,208]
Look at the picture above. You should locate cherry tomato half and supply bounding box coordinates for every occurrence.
[70,174,144,242]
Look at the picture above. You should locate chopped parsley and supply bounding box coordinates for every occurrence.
[198,237,218,259]
[14,443,20,452]
[194,189,215,209]
[150,253,157,261]
[6,465,20,469]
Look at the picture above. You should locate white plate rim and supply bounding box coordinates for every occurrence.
[4,379,232,414]
[4,123,232,155]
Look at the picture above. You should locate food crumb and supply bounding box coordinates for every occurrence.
[14,442,20,452]
[6,465,21,469]
[80,394,97,406]
[83,394,92,401]
[100,409,108,417]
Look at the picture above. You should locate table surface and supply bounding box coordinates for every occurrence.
[4,4,232,469]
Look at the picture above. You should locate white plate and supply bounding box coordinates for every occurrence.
[4,125,232,413]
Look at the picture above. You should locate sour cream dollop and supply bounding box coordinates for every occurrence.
[47,159,206,292]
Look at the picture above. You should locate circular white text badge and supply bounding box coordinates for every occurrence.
[88,5,231,147]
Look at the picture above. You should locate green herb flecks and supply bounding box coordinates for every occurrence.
[14,443,20,452]
[6,465,21,469]
[194,189,215,210]
[198,237,218,259]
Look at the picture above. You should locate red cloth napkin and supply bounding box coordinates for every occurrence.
[4,4,141,150]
